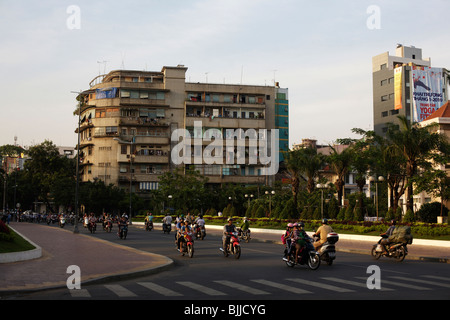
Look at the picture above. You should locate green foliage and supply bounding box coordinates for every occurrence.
[417,202,449,223]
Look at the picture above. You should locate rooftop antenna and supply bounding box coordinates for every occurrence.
[97,60,107,76]
[121,52,126,69]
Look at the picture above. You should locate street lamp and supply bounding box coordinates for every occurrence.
[71,90,83,234]
[244,194,254,211]
[316,184,327,220]
[113,136,135,223]
[369,176,384,221]
[265,190,275,217]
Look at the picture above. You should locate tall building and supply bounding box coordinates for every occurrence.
[76,66,288,194]
[372,44,450,136]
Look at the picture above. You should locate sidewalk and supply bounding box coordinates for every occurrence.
[1,222,449,295]
[0,222,173,295]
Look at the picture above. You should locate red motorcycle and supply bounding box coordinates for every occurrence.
[220,232,241,259]
[180,231,194,258]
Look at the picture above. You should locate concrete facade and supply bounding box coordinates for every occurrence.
[76,66,288,193]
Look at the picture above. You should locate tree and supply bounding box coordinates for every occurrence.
[387,116,450,212]
[326,144,353,207]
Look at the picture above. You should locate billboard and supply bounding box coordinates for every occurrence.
[394,67,402,110]
[411,67,444,122]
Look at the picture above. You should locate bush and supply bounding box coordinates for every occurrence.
[417,202,449,223]
[403,209,415,223]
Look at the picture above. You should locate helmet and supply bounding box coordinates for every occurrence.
[298,221,305,228]
[228,218,233,222]
[287,223,294,228]
[322,218,328,225]
[293,223,298,227]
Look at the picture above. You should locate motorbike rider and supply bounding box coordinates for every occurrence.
[291,222,308,264]
[239,217,250,237]
[222,218,238,252]
[195,214,205,234]
[145,212,154,229]
[283,223,294,259]
[380,220,397,253]
[163,213,172,230]
[313,218,334,251]
[118,215,128,235]
[177,220,192,251]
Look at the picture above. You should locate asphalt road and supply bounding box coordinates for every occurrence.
[10,223,450,301]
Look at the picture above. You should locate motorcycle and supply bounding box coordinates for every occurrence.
[145,220,153,231]
[59,216,66,228]
[283,240,321,270]
[118,224,128,239]
[180,232,194,258]
[220,232,241,259]
[314,232,339,266]
[238,228,251,242]
[194,223,206,240]
[88,221,96,234]
[162,222,171,234]
[371,234,408,262]
[104,220,112,233]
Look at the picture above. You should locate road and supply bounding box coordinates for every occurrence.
[10,223,450,301]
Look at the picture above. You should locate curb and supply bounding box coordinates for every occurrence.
[0,226,42,264]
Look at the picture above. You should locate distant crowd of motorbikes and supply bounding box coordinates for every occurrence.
[12,210,412,268]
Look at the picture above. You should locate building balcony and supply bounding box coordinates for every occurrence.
[185,116,265,129]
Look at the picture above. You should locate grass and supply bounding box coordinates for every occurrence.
[0,227,36,254]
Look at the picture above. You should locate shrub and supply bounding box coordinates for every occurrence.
[417,202,449,223]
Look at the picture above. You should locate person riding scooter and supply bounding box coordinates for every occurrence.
[313,218,334,251]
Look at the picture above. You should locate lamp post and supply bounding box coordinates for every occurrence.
[113,136,135,223]
[265,190,275,217]
[244,194,254,211]
[369,176,384,221]
[316,183,327,220]
[71,90,83,234]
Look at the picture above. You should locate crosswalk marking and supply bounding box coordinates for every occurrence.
[104,284,137,297]
[421,275,450,282]
[67,274,449,298]
[177,281,227,296]
[390,276,450,289]
[287,278,355,293]
[355,277,431,291]
[322,277,394,291]
[70,289,91,298]
[214,280,270,295]
[137,282,183,297]
[251,279,311,294]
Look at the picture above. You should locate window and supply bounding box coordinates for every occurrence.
[381,79,387,86]
[121,145,127,154]
[381,95,388,101]
[382,111,388,117]
[380,63,387,70]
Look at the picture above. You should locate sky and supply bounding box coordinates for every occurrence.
[1,0,450,149]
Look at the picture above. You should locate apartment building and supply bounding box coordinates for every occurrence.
[76,65,288,193]
[372,44,450,136]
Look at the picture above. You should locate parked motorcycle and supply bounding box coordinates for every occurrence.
[283,241,321,270]
[180,231,194,258]
[145,221,153,231]
[220,232,241,259]
[314,232,339,266]
[371,234,408,262]
[238,228,251,242]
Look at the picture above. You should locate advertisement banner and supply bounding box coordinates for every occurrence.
[412,67,444,122]
[394,67,403,110]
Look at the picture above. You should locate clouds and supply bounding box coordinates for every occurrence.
[1,1,450,148]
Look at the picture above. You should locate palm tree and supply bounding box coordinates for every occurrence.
[326,144,353,207]
[387,115,450,212]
